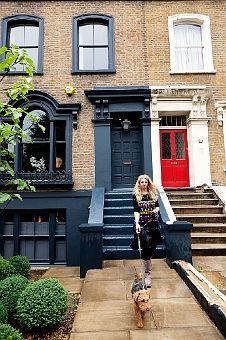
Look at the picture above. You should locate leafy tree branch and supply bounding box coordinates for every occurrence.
[0,46,44,204]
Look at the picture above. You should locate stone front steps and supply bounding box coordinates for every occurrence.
[102,189,165,260]
[166,188,226,256]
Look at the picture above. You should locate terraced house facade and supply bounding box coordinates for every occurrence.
[0,0,225,266]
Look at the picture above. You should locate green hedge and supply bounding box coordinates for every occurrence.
[0,301,8,323]
[0,256,15,281]
[0,275,29,317]
[0,324,22,340]
[8,255,30,277]
[16,278,68,330]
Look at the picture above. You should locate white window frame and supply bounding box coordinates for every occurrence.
[168,14,216,74]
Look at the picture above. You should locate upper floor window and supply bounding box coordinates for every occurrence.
[168,14,215,74]
[1,15,44,74]
[72,14,115,73]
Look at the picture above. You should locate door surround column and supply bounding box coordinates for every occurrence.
[141,117,153,179]
[93,118,112,190]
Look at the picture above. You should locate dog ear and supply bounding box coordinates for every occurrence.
[134,273,139,280]
[133,291,140,302]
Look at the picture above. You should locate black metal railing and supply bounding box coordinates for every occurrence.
[0,171,73,185]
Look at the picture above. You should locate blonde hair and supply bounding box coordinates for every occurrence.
[133,174,157,203]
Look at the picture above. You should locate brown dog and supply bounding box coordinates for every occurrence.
[131,274,151,328]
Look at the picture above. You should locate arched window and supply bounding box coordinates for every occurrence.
[17,102,69,182]
[1,14,44,73]
[72,14,115,73]
[22,110,50,173]
[168,14,215,73]
[0,91,81,185]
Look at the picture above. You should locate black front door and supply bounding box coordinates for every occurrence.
[111,126,142,188]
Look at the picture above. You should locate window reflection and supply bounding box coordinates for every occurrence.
[79,22,109,70]
[9,24,39,70]
[23,110,49,141]
[56,144,65,172]
[162,133,171,159]
[23,143,49,172]
[21,112,67,174]
[55,121,65,141]
[94,48,108,69]
[175,133,185,159]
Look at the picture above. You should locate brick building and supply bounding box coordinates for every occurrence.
[0,1,225,265]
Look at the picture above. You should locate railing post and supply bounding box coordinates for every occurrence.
[164,221,193,267]
[78,187,105,278]
[79,223,104,278]
[158,187,193,267]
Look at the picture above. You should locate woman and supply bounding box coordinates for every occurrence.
[132,174,162,287]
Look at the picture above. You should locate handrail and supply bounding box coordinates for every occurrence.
[88,187,105,224]
[157,186,193,266]
[157,186,176,224]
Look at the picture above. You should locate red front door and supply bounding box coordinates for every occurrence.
[160,129,189,187]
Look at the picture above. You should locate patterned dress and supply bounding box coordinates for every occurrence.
[132,193,162,256]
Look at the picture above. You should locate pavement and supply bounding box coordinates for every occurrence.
[43,258,225,339]
[192,256,226,295]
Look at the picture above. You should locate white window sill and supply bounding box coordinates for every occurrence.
[169,70,217,74]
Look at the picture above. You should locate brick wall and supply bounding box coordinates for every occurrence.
[144,0,226,184]
[0,1,225,188]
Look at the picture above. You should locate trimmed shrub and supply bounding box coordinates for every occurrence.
[0,275,29,317]
[8,255,30,277]
[16,278,68,330]
[0,257,15,281]
[0,324,22,340]
[0,301,8,323]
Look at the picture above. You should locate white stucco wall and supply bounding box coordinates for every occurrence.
[187,119,212,187]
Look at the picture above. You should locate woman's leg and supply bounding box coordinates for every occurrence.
[142,248,152,287]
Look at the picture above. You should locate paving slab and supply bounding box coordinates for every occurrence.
[130,327,224,339]
[55,277,83,293]
[193,256,226,273]
[103,259,125,267]
[124,259,170,270]
[69,259,225,339]
[70,331,130,340]
[125,278,192,300]
[42,266,80,277]
[42,266,83,293]
[134,267,179,279]
[80,280,127,302]
[150,298,212,328]
[193,256,226,294]
[85,266,134,281]
[72,300,156,333]
[103,259,170,270]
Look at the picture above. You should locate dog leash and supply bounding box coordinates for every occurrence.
[137,232,146,288]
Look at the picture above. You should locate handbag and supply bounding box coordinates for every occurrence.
[130,225,152,250]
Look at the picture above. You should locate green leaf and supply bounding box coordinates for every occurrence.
[0,45,41,203]
[29,185,36,192]
[12,193,23,201]
[0,46,7,54]
[0,193,11,204]
[39,124,46,133]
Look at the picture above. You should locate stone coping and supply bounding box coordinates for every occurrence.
[174,260,226,339]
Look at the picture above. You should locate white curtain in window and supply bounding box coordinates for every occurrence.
[174,24,204,70]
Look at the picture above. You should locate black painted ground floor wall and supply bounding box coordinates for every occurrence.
[0,191,91,266]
